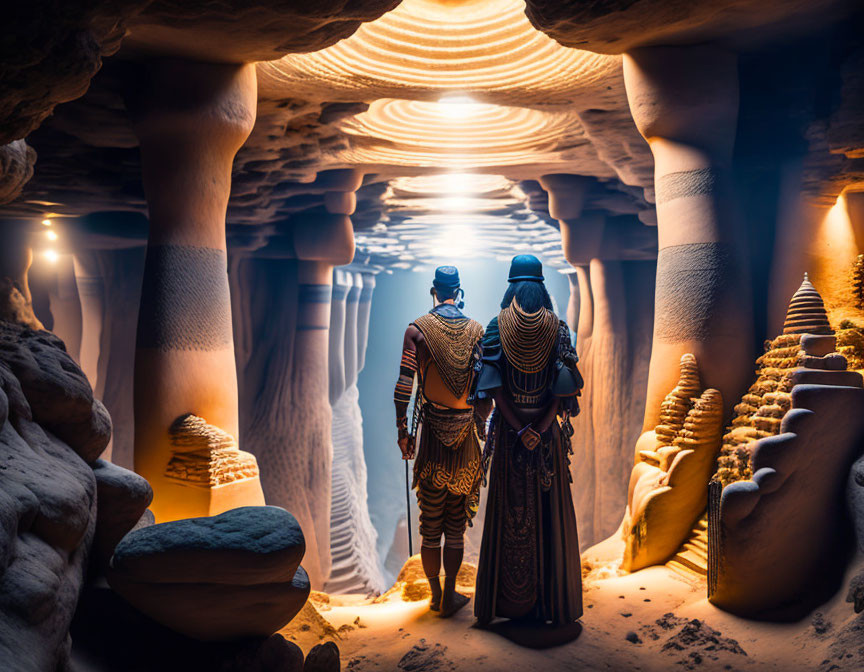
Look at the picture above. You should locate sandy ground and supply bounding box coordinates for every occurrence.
[280,556,864,672]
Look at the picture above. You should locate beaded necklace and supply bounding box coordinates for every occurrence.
[498,298,559,374]
[413,311,484,398]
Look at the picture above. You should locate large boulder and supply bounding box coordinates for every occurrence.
[107,506,310,640]
[0,321,104,670]
[71,583,305,671]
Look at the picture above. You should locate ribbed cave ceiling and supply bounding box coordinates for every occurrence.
[259,0,638,273]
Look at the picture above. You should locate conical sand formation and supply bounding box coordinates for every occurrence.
[782,273,833,336]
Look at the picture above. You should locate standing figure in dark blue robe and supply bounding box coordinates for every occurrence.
[473,254,584,626]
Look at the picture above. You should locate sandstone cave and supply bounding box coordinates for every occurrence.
[2,1,864,670]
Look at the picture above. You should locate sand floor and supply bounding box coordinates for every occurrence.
[281,557,864,672]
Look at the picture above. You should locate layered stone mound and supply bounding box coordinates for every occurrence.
[622,354,724,572]
[107,506,310,640]
[782,273,833,335]
[155,413,265,522]
[709,276,864,617]
[837,320,864,371]
[851,254,864,310]
[165,413,260,487]
[0,319,112,669]
[714,275,841,487]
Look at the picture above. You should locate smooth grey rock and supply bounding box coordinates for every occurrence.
[92,459,153,572]
[110,505,305,585]
[109,564,311,641]
[0,322,100,670]
[107,506,310,641]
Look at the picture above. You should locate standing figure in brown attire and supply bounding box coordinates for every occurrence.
[394,266,487,617]
[473,254,584,627]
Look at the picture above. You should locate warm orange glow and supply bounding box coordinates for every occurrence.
[335,97,583,169]
[41,219,52,227]
[43,250,59,264]
[261,0,618,105]
[45,230,58,241]
[258,0,623,178]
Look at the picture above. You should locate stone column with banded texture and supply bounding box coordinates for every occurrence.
[128,60,264,522]
[234,169,360,588]
[624,45,753,430]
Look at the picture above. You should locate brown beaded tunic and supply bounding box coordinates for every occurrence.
[411,305,484,521]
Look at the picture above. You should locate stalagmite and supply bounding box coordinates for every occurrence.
[127,60,264,522]
[624,45,753,428]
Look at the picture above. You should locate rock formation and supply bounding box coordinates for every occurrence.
[714,275,841,487]
[128,59,264,523]
[622,354,724,573]
[710,276,864,617]
[0,317,110,669]
[851,254,864,310]
[107,506,310,641]
[623,44,754,429]
[327,269,386,595]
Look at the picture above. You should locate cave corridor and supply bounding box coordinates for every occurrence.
[2,0,864,670]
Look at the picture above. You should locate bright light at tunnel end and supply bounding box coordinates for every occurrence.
[436,93,485,120]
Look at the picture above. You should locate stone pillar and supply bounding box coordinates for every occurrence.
[74,252,106,395]
[234,169,360,588]
[128,60,263,522]
[48,254,82,364]
[328,269,351,405]
[344,272,362,388]
[99,247,147,468]
[357,271,375,373]
[326,265,385,594]
[624,45,752,429]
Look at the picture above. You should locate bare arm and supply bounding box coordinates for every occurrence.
[394,325,420,459]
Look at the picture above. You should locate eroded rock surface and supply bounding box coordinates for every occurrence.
[712,278,864,617]
[0,141,36,205]
[0,320,108,670]
[524,0,841,54]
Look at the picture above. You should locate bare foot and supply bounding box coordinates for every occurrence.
[439,591,470,618]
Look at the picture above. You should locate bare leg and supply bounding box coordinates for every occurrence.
[421,545,443,611]
[440,545,469,617]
